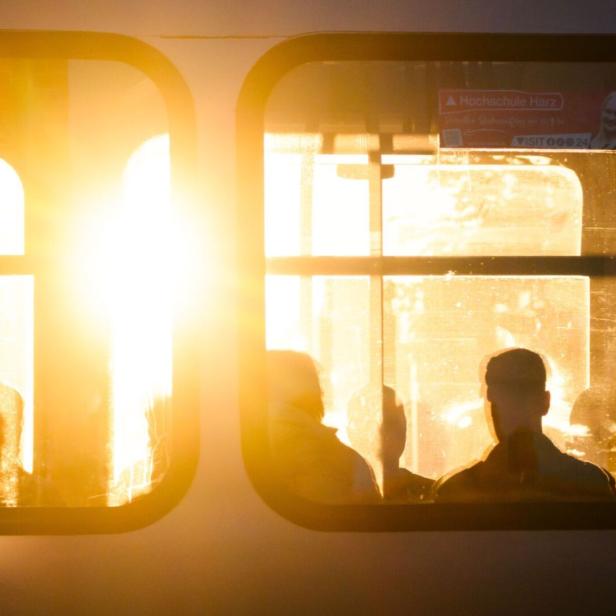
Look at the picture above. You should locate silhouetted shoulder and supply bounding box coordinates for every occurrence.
[434,434,616,502]
[433,462,486,502]
[539,441,616,500]
[269,402,380,504]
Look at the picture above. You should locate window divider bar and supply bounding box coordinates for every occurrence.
[266,255,616,277]
[0,256,39,275]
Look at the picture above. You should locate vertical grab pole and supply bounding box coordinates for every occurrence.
[299,153,314,352]
[368,146,385,490]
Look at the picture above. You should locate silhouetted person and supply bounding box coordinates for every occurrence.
[347,384,433,501]
[435,348,616,502]
[267,351,380,504]
[379,386,434,501]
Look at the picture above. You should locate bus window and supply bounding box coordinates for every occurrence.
[253,53,616,523]
[0,49,189,515]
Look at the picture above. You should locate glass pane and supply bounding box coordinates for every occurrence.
[0,161,30,506]
[265,273,615,503]
[265,151,371,256]
[382,154,582,256]
[107,134,172,506]
[0,57,172,507]
[266,275,372,436]
[0,277,33,506]
[265,60,616,257]
[266,275,387,500]
[0,159,24,255]
[383,276,589,479]
[264,58,616,503]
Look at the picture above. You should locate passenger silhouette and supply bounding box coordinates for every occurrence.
[347,384,433,501]
[435,348,616,502]
[379,386,434,501]
[267,351,380,504]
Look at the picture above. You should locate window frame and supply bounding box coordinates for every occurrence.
[0,30,199,534]
[237,32,616,531]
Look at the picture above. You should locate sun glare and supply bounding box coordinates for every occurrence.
[107,134,173,505]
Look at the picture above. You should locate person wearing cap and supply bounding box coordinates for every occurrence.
[434,348,616,502]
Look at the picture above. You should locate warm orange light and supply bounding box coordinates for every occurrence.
[74,133,196,505]
[264,135,590,483]
[106,134,173,505]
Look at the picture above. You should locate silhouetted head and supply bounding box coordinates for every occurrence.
[484,348,550,442]
[266,351,325,421]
